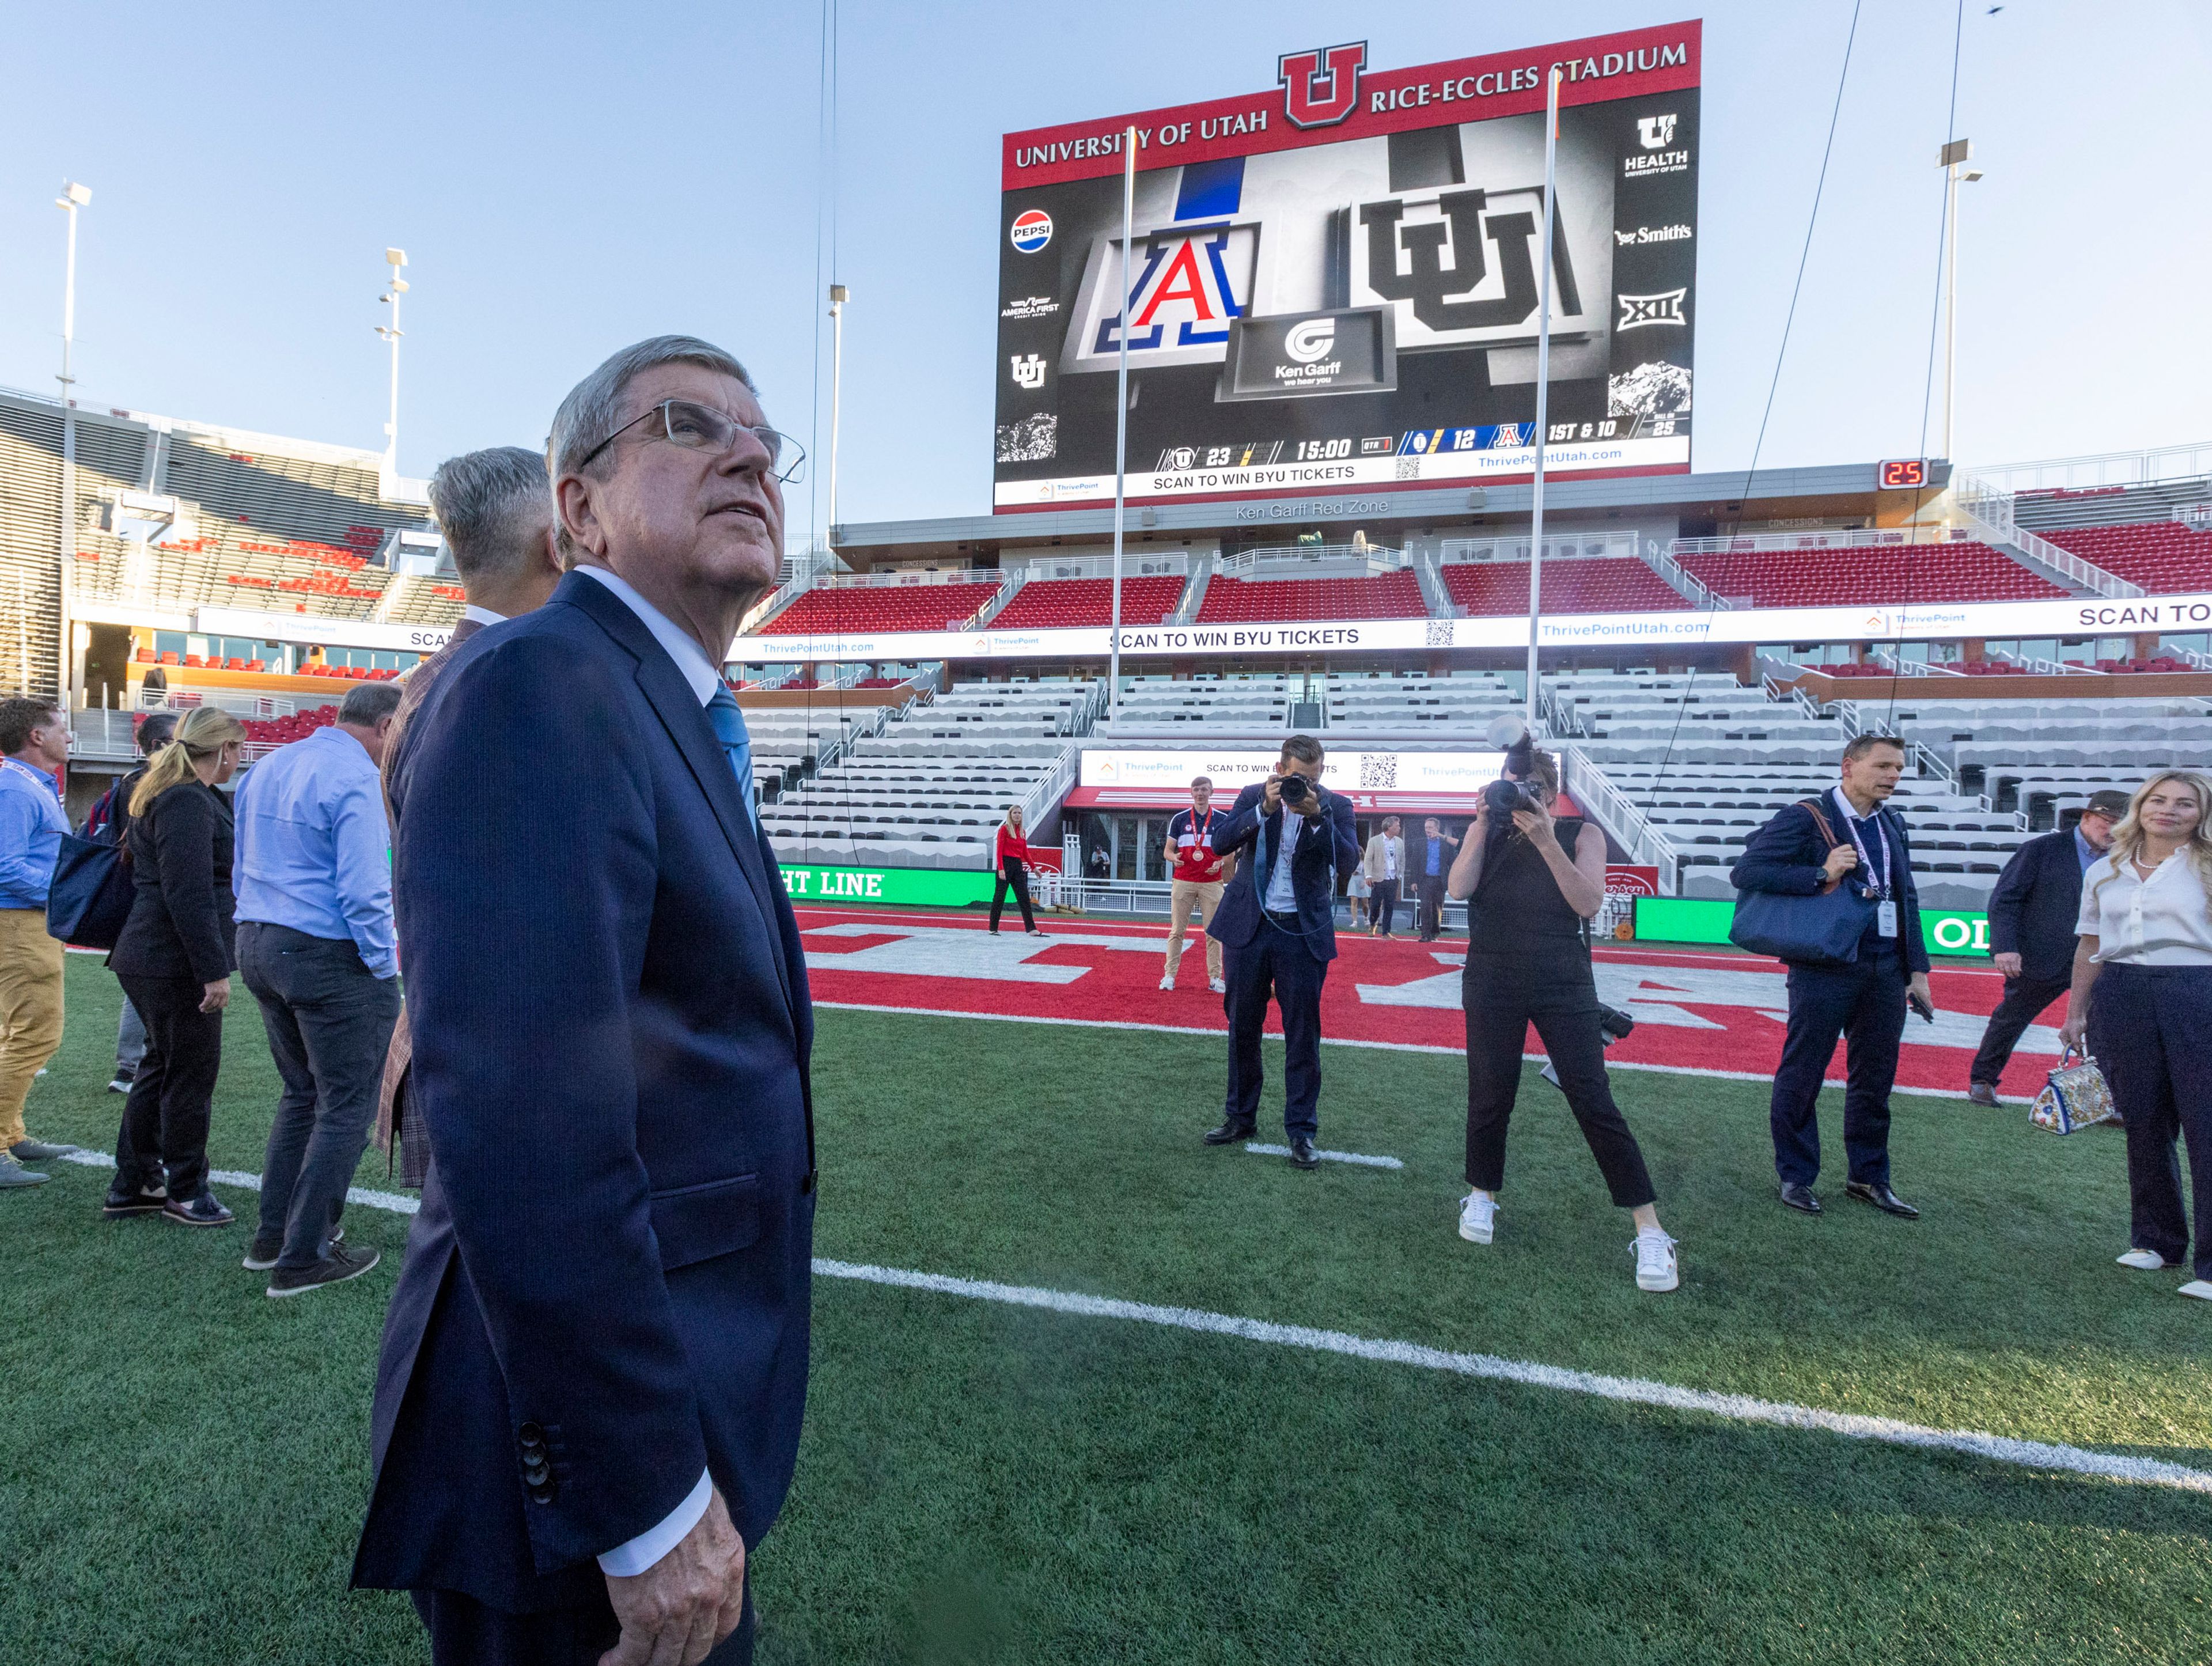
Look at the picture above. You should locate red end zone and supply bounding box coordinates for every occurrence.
[796,907,2061,1100]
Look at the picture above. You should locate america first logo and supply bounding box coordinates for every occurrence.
[1010,210,1052,253]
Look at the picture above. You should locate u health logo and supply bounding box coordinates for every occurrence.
[1010,210,1052,253]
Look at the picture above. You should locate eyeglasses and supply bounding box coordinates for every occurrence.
[578,399,807,483]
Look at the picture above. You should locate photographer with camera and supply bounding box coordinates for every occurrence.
[1446,721,1677,1292]
[1199,736,1359,1169]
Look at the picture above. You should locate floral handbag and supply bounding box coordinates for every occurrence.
[2029,1047,2120,1134]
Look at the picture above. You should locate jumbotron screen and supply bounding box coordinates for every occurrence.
[994,22,1701,511]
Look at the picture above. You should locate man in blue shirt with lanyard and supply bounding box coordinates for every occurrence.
[0,697,80,1188]
[1733,734,1935,1219]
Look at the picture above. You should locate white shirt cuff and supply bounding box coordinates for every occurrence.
[597,1467,711,1576]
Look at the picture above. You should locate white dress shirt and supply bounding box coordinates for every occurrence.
[575,565,724,706]
[1264,808,1304,914]
[2078,849,2212,965]
[459,603,506,630]
[573,563,719,1574]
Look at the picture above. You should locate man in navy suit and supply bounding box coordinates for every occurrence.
[1200,734,1359,1168]
[1732,734,1933,1220]
[354,337,815,1666]
[1967,789,2128,1102]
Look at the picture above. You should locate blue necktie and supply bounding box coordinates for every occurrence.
[704,687,757,830]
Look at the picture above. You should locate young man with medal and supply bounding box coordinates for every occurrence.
[1161,776,1232,994]
[1732,735,1936,1220]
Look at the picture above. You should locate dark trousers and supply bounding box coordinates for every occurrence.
[1770,946,1906,1187]
[988,859,1035,932]
[113,973,225,1203]
[1463,949,1656,1206]
[1969,970,2073,1086]
[411,1579,753,1666]
[2095,964,2212,1280]
[1221,921,1326,1138]
[1371,879,1398,934]
[239,922,402,1269]
[1417,874,1447,938]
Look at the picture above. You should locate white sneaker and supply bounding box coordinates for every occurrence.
[2116,1248,2172,1271]
[2180,1280,2212,1302]
[1634,1229,1680,1293]
[1457,1191,1495,1244]
[1158,974,1175,991]
[1209,977,1226,994]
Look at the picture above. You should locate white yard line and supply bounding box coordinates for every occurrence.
[52,1147,2203,1494]
[1244,1142,1404,1169]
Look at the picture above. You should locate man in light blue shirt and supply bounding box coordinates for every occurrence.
[233,680,404,1292]
[0,697,79,1188]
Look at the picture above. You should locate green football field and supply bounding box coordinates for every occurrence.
[5,957,2209,1664]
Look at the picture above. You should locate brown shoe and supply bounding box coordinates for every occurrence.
[1965,1082,2001,1108]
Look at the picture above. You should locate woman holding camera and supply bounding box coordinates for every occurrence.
[1446,738,1677,1292]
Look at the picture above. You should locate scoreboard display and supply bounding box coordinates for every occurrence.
[994,23,1702,510]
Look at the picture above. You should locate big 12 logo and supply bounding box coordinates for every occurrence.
[1278,42,1365,129]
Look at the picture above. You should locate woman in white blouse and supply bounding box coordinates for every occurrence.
[2059,770,2212,1302]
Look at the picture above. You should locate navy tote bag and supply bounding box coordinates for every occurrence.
[1728,798,1877,967]
[46,830,136,951]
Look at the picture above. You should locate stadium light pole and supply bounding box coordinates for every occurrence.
[1107,123,1135,721]
[56,181,91,707]
[1937,139,1981,465]
[827,283,849,558]
[376,248,408,472]
[1524,69,1562,732]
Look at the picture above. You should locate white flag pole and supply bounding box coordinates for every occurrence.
[1108,124,1136,722]
[1525,67,1562,731]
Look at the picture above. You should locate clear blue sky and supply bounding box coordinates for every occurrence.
[2,1,2206,550]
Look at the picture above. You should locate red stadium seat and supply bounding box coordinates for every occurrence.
[761,581,1003,637]
[1441,559,1691,616]
[1679,542,2065,608]
[988,575,1187,630]
[1195,569,1426,624]
[2041,521,2212,591]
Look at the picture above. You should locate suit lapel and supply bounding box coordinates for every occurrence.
[562,575,798,1025]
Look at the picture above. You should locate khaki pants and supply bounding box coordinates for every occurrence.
[1165,879,1225,983]
[0,907,65,1148]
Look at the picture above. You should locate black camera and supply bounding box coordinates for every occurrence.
[1278,773,1312,805]
[1482,725,1540,820]
[1482,776,1541,816]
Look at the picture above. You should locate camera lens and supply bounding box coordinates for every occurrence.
[1279,774,1309,804]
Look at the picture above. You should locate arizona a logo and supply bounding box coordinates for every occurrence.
[1278,41,1365,129]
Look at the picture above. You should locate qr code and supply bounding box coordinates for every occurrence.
[1359,754,1399,788]
[1425,620,1454,648]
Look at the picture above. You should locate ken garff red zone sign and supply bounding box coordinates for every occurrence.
[994,23,1702,514]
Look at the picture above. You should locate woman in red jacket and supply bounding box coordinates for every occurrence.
[990,805,1042,936]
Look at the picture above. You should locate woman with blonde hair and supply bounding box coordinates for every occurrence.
[2059,769,2212,1302]
[101,706,247,1228]
[988,803,1041,936]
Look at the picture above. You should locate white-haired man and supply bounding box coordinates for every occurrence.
[355,338,815,1666]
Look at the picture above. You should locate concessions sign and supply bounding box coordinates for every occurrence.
[995,24,1702,510]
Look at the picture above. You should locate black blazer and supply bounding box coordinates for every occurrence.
[1207,781,1360,962]
[1730,796,1930,975]
[110,779,236,984]
[354,570,816,1611]
[1986,828,2088,979]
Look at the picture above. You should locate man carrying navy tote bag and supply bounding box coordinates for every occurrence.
[1731,736,1934,1220]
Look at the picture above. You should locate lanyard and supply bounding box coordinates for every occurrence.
[1830,789,1889,898]
[1,758,56,800]
[1184,807,1214,847]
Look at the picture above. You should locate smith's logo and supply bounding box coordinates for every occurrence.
[1010,353,1046,389]
[1284,317,1337,362]
[1359,190,1574,335]
[1617,289,1687,330]
[1278,41,1365,129]
[1637,113,1679,149]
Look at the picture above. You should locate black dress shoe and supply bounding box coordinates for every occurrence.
[1779,1182,1822,1215]
[1965,1082,2000,1108]
[1203,1120,1256,1146]
[1288,1136,1320,1169]
[1845,1180,1920,1219]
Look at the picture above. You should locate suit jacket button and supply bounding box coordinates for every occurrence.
[529,1484,555,1505]
[518,1421,546,1444]
[524,1461,550,1485]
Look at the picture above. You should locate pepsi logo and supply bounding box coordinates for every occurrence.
[1010,210,1052,254]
